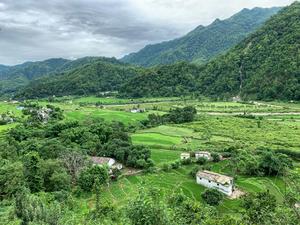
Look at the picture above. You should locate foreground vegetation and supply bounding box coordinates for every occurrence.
[0,97,299,224]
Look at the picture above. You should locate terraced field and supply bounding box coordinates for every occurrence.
[96,159,286,214]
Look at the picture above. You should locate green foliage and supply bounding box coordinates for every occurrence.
[242,191,277,224]
[78,165,109,192]
[190,166,201,178]
[0,160,24,199]
[126,187,170,225]
[231,149,293,176]
[120,3,300,101]
[14,189,62,225]
[16,58,144,99]
[211,153,221,162]
[146,106,197,126]
[23,152,44,193]
[196,157,208,165]
[121,7,280,67]
[201,189,224,206]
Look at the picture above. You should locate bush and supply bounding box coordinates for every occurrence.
[181,158,192,165]
[190,166,201,178]
[211,153,221,162]
[196,157,208,165]
[162,163,172,172]
[171,161,181,169]
[201,189,224,206]
[78,165,109,192]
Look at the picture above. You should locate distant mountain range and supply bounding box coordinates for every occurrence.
[121,7,281,67]
[2,3,299,101]
[0,57,119,95]
[15,58,144,99]
[119,2,300,100]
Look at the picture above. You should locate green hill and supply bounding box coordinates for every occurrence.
[16,58,144,99]
[0,57,118,95]
[121,7,281,67]
[120,2,300,101]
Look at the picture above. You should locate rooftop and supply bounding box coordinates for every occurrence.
[91,156,114,165]
[181,152,190,155]
[195,151,211,154]
[196,170,233,185]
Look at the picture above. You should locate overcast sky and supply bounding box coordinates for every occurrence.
[0,0,295,65]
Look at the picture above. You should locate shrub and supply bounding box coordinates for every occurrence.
[181,158,192,165]
[162,163,172,172]
[211,153,221,162]
[196,157,208,165]
[190,166,201,178]
[171,161,181,169]
[201,189,224,206]
[78,165,109,192]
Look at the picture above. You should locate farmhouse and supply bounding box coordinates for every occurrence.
[196,170,234,196]
[180,152,190,160]
[91,157,123,170]
[130,108,145,113]
[195,151,211,160]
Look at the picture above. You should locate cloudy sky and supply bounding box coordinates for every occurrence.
[0,0,295,65]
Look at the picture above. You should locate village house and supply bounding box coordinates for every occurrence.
[195,151,212,160]
[180,152,190,160]
[130,108,145,113]
[90,156,123,171]
[196,170,234,196]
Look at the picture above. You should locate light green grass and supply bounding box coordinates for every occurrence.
[131,133,182,147]
[151,149,181,165]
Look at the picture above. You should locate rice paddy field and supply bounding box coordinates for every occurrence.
[0,97,299,215]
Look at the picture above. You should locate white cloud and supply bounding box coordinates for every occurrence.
[0,0,294,65]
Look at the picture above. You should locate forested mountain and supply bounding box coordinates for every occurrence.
[121,7,281,67]
[0,58,69,95]
[16,59,144,99]
[0,57,118,95]
[120,2,300,101]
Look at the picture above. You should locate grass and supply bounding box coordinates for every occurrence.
[97,158,287,214]
[66,109,149,124]
[151,148,181,165]
[132,133,182,147]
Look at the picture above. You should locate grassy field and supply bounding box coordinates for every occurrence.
[94,159,287,215]
[0,98,299,217]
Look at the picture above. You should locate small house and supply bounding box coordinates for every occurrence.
[180,152,190,160]
[130,108,145,113]
[195,151,211,160]
[91,157,123,170]
[196,170,234,196]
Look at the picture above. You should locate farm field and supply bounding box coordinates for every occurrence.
[87,159,287,215]
[0,97,299,218]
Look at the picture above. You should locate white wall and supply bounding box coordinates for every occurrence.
[195,153,211,160]
[108,158,116,167]
[196,176,233,196]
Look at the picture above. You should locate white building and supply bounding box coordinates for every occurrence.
[196,170,234,196]
[195,151,212,160]
[91,157,123,171]
[180,152,190,160]
[130,108,145,113]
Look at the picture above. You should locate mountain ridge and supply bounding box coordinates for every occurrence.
[121,6,282,67]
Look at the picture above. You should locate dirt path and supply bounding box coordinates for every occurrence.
[203,112,300,116]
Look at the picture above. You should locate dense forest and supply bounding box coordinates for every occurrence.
[0,57,120,96]
[15,59,144,99]
[121,7,280,67]
[120,2,300,101]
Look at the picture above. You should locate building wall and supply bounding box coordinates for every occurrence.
[108,159,116,167]
[181,155,190,160]
[195,153,211,160]
[196,176,233,196]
